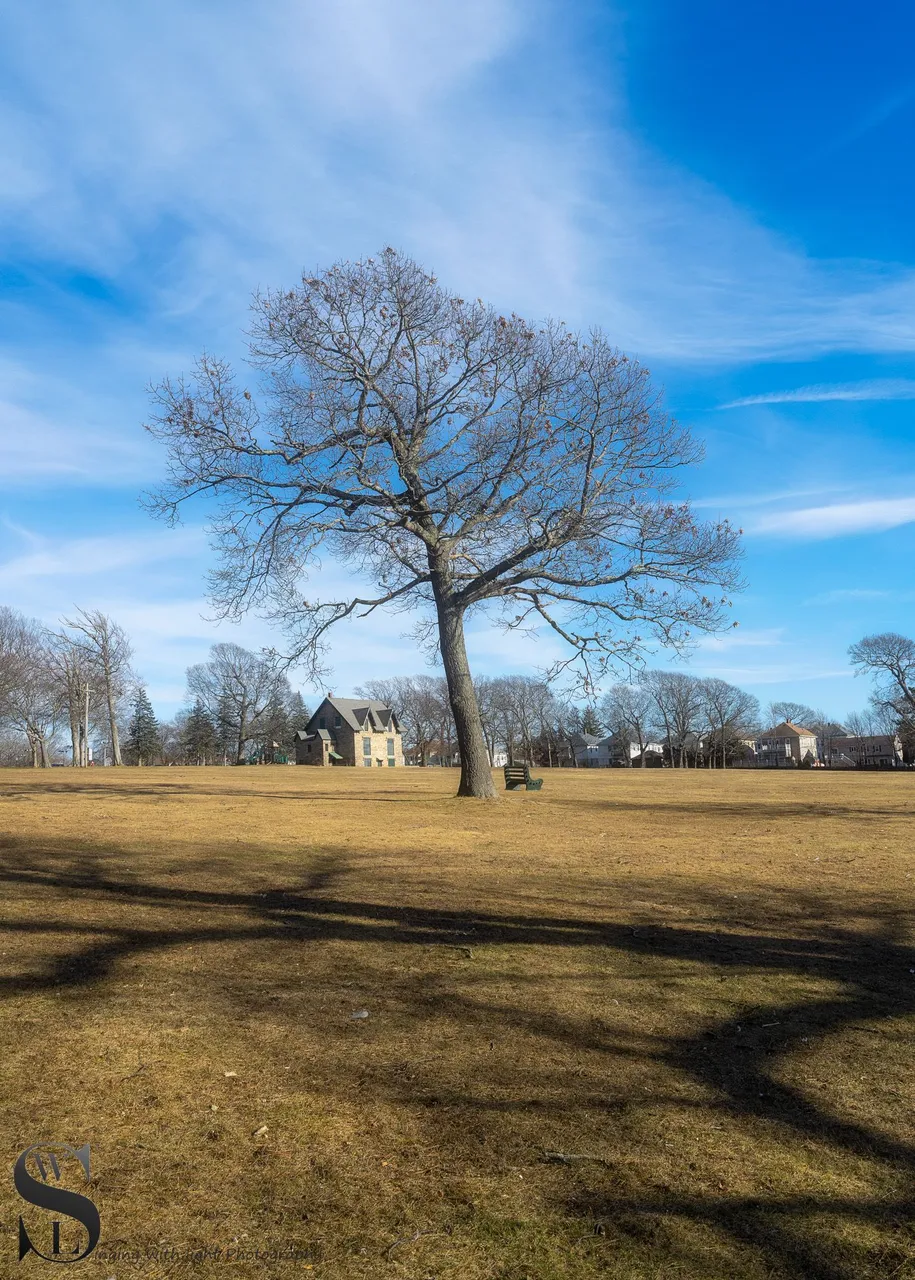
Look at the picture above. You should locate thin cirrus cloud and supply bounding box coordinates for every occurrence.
[691,485,850,510]
[0,526,208,588]
[805,587,915,606]
[695,628,784,651]
[752,496,915,539]
[5,0,915,374]
[720,379,915,409]
[692,664,854,686]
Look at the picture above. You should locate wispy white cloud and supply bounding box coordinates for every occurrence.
[752,497,915,539]
[692,485,848,510]
[0,356,159,485]
[691,664,854,685]
[0,527,207,586]
[822,82,915,156]
[804,587,915,606]
[695,628,784,651]
[4,0,915,372]
[721,379,915,409]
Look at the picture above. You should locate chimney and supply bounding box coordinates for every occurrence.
[326,691,333,699]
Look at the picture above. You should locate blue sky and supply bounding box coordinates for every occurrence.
[1,0,913,721]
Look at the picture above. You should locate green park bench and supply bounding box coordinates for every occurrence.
[503,763,543,791]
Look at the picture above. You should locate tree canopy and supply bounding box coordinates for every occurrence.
[145,248,742,796]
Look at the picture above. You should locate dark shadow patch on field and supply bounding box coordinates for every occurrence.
[0,781,449,804]
[544,796,914,822]
[0,834,912,1278]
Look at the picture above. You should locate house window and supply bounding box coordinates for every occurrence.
[319,716,326,730]
[387,738,395,757]
[306,743,311,754]
[363,737,372,756]
[364,758,372,767]
[335,715,341,728]
[387,757,395,767]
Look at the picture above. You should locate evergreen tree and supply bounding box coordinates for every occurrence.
[126,687,160,765]
[287,691,311,737]
[183,698,217,765]
[579,705,603,737]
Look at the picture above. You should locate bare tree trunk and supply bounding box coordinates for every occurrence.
[436,603,496,799]
[83,680,90,767]
[106,674,122,765]
[69,710,80,767]
[236,701,249,765]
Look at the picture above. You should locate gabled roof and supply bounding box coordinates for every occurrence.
[294,729,330,741]
[760,720,816,738]
[308,696,401,734]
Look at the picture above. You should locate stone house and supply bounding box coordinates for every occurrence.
[755,720,818,766]
[294,696,405,767]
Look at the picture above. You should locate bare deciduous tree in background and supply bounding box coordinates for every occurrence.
[187,643,290,765]
[355,675,445,766]
[64,608,133,766]
[47,633,97,766]
[601,682,654,766]
[698,678,759,769]
[0,611,59,767]
[144,250,743,796]
[849,633,915,732]
[765,700,819,729]
[645,671,705,768]
[0,606,26,721]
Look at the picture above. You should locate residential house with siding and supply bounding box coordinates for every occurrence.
[824,734,903,769]
[294,696,404,767]
[571,731,665,767]
[754,720,818,766]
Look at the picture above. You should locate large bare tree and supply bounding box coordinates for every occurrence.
[46,632,98,766]
[63,609,133,766]
[849,633,915,723]
[145,249,742,797]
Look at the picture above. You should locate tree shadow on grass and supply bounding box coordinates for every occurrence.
[0,834,912,1278]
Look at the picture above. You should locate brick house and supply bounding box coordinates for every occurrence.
[294,696,405,767]
[755,720,818,766]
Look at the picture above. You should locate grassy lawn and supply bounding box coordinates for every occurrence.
[0,765,913,1279]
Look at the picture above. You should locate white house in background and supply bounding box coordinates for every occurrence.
[571,731,665,767]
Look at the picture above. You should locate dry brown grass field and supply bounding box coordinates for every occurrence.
[0,765,913,1280]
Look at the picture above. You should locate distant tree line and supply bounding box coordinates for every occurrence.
[2,602,913,767]
[0,607,310,767]
[356,675,868,768]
